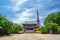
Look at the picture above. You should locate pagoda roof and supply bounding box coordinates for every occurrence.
[22,23,37,25]
[23,24,36,25]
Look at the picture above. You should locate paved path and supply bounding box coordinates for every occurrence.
[0,33,60,40]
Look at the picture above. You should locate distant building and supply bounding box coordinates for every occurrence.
[23,21,37,31]
[22,10,40,31]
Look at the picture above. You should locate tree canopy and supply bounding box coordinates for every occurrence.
[37,12,60,34]
[44,12,60,26]
[0,15,23,35]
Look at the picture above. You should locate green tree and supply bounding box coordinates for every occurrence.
[44,12,60,34]
[0,15,23,35]
[11,23,23,34]
[0,15,12,35]
[44,12,60,26]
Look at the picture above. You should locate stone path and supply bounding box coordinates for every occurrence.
[0,33,60,40]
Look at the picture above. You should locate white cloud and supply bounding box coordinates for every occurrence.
[12,8,45,24]
[0,0,28,11]
[0,6,12,9]
[12,8,35,24]
[39,16,43,19]
[10,0,54,12]
[33,0,53,9]
[47,9,60,14]
[11,0,28,11]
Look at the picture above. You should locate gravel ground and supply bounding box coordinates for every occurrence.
[0,33,60,40]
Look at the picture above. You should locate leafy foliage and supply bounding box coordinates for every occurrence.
[44,12,60,34]
[37,12,60,34]
[44,12,60,26]
[37,27,48,34]
[0,15,23,35]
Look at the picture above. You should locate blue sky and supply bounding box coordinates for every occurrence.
[0,0,60,26]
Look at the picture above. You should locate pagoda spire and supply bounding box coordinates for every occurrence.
[36,10,40,28]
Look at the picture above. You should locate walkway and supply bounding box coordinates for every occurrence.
[0,33,60,40]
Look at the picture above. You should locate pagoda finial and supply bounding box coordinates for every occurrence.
[36,9,40,28]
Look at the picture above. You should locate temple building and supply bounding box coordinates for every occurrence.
[22,10,40,31]
[22,21,37,31]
